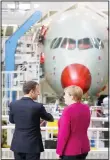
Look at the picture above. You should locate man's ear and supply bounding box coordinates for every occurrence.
[30,90,33,94]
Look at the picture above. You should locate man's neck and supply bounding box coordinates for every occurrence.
[24,94,32,99]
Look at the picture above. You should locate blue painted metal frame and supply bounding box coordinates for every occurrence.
[5,11,42,100]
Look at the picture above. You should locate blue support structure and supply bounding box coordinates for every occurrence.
[5,11,42,100]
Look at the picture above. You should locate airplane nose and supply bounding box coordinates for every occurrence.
[61,64,92,94]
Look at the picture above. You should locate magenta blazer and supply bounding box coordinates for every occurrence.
[56,102,91,156]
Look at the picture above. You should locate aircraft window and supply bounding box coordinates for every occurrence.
[52,37,62,49]
[92,38,104,49]
[61,38,76,50]
[97,38,104,49]
[50,38,57,48]
[78,38,93,50]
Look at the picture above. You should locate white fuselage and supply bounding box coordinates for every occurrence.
[44,8,108,96]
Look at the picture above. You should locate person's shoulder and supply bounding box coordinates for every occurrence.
[33,101,44,108]
[82,103,90,109]
[63,105,71,114]
[9,100,22,110]
[9,100,20,106]
[69,102,90,111]
[79,102,90,109]
[80,103,91,114]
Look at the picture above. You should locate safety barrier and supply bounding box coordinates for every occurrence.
[2,115,108,122]
[2,70,40,113]
[2,101,108,117]
[1,148,108,159]
[1,126,108,159]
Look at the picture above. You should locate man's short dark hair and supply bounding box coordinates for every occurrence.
[23,81,39,94]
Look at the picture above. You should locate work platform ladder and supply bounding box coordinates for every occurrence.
[2,35,42,115]
[2,49,40,115]
[2,27,43,116]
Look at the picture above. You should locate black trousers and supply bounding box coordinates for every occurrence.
[14,152,40,160]
[61,153,88,160]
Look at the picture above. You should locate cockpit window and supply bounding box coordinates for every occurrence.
[52,37,62,49]
[61,38,76,50]
[50,38,57,48]
[78,38,93,50]
[92,38,104,49]
[50,37,104,50]
[97,38,104,49]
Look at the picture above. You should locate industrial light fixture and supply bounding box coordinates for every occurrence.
[34,4,39,8]
[7,3,15,9]
[19,3,30,10]
[2,24,18,27]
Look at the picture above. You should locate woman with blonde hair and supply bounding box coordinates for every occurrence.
[56,86,90,160]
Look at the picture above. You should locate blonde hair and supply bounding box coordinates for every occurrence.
[64,85,83,102]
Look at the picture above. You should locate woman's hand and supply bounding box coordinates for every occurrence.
[56,154,60,159]
[56,154,63,159]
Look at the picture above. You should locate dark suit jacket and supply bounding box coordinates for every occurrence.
[9,97,54,153]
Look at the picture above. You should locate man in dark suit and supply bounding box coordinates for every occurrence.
[9,81,54,160]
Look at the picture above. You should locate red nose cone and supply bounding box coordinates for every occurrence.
[61,64,92,94]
